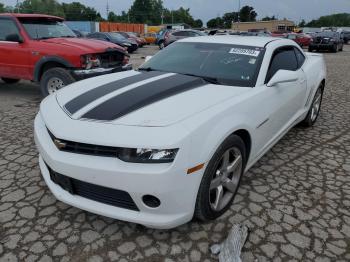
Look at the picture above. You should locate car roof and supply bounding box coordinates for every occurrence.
[179,35,282,47]
[0,13,64,21]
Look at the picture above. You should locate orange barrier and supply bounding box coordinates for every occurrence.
[99,22,145,34]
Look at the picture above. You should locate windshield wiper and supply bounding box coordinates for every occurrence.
[180,73,222,85]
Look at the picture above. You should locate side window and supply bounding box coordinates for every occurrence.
[0,18,20,41]
[172,32,183,36]
[294,47,306,68]
[266,47,298,83]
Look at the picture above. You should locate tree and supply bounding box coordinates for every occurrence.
[193,19,203,28]
[128,0,163,24]
[298,19,306,27]
[0,3,5,13]
[239,5,257,22]
[207,17,224,28]
[108,11,128,22]
[306,13,350,27]
[62,2,103,21]
[222,12,239,28]
[261,15,277,21]
[18,0,65,17]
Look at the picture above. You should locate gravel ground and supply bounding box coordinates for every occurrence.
[0,44,349,262]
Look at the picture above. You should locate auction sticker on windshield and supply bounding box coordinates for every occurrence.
[229,48,261,57]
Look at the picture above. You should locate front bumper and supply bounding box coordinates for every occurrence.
[309,43,335,50]
[34,112,203,229]
[71,64,133,80]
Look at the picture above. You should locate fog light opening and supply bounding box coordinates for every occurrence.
[142,195,161,208]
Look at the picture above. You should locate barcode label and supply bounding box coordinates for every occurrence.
[229,48,261,57]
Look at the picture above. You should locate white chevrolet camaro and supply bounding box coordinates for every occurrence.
[34,36,326,229]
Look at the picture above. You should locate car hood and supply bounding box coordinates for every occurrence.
[41,37,125,53]
[56,71,251,127]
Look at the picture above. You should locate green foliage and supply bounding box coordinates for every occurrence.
[108,11,128,23]
[306,13,350,27]
[0,3,5,13]
[261,15,277,21]
[128,0,163,24]
[207,5,257,28]
[239,6,257,22]
[18,0,65,17]
[298,19,306,27]
[62,2,103,21]
[207,17,224,28]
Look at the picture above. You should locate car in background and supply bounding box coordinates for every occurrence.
[286,33,311,47]
[117,31,145,47]
[144,32,157,44]
[72,29,88,38]
[156,28,173,49]
[87,32,138,53]
[0,13,131,96]
[309,31,344,52]
[341,31,350,44]
[164,29,207,48]
[127,32,147,46]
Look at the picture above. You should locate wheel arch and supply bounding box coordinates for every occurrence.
[232,129,252,164]
[34,56,74,82]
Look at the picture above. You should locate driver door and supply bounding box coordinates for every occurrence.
[255,46,307,156]
[0,17,30,79]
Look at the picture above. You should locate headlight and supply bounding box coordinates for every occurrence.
[81,54,101,69]
[123,43,132,46]
[118,148,178,163]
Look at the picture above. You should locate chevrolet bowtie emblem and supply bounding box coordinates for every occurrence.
[53,139,66,149]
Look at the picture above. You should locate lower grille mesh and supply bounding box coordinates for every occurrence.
[47,165,139,211]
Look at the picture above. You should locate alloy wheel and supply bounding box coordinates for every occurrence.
[311,88,322,122]
[209,147,243,212]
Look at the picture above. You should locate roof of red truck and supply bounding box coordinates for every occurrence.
[0,13,64,21]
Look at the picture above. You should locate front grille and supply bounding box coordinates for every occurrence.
[98,51,124,68]
[47,129,119,158]
[47,164,139,211]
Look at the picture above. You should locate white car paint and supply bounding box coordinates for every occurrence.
[34,36,326,229]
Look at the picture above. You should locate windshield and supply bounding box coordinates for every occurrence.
[315,32,337,38]
[109,33,127,41]
[140,42,265,87]
[20,19,76,40]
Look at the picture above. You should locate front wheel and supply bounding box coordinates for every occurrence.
[300,85,323,127]
[40,67,75,97]
[194,134,246,221]
[2,78,20,84]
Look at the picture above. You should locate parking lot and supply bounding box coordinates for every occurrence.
[0,44,350,262]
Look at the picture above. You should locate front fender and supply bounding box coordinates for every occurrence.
[33,56,74,82]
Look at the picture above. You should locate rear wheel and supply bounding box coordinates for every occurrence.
[1,78,20,84]
[40,67,75,97]
[194,134,246,221]
[300,85,323,127]
[159,41,165,50]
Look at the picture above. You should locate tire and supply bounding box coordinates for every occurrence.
[339,45,343,51]
[194,134,246,221]
[332,44,338,53]
[308,47,313,52]
[1,78,20,84]
[159,41,165,50]
[300,84,324,127]
[40,67,75,97]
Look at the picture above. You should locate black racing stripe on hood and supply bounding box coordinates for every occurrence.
[81,74,205,121]
[65,71,165,115]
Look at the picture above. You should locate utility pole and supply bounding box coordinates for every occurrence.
[171,10,174,24]
[161,10,164,25]
[237,0,241,31]
[106,0,109,19]
[16,0,20,13]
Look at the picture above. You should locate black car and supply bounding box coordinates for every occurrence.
[342,31,350,44]
[309,31,344,53]
[72,29,87,38]
[87,32,138,53]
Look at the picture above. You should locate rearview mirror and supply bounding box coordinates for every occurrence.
[145,56,153,62]
[5,34,23,43]
[267,70,298,87]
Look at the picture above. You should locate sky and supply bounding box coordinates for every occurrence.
[2,0,350,24]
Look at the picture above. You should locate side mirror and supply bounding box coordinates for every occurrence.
[267,70,299,87]
[5,34,23,43]
[145,56,153,62]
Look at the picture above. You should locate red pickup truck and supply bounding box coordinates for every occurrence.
[0,13,131,96]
